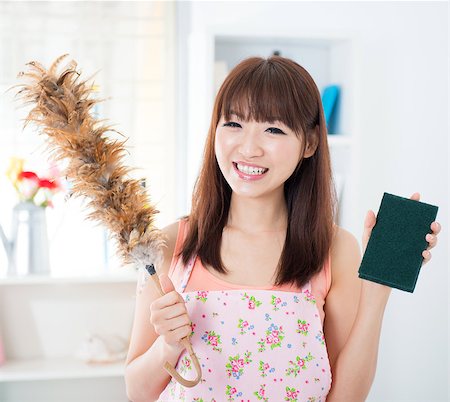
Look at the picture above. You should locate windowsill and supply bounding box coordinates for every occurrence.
[0,357,125,382]
[0,270,139,286]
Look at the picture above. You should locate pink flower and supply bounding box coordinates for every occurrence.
[266,334,274,344]
[270,330,280,343]
[208,335,218,346]
[248,300,255,309]
[230,387,237,395]
[304,290,313,299]
[263,363,270,370]
[275,297,281,304]
[298,358,305,367]
[242,321,248,328]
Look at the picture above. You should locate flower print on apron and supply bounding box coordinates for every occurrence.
[157,256,332,402]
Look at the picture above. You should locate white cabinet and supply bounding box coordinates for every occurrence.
[0,272,138,402]
[214,35,358,231]
[187,32,360,234]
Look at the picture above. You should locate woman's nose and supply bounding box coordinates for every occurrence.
[238,130,263,158]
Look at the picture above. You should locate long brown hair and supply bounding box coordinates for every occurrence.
[181,56,337,288]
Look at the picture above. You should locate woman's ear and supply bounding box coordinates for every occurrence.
[304,125,320,158]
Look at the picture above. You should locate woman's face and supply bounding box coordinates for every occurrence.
[214,114,305,200]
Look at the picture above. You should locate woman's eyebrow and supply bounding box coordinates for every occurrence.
[225,112,287,128]
[265,118,287,127]
[227,112,283,122]
[228,110,245,119]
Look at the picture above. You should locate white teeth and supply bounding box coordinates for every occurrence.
[236,163,267,175]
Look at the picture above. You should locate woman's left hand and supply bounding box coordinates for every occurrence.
[362,192,441,265]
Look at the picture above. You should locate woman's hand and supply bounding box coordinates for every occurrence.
[149,273,192,354]
[422,219,440,265]
[362,192,441,263]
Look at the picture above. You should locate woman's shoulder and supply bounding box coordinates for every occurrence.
[330,225,361,283]
[162,219,181,243]
[331,225,359,250]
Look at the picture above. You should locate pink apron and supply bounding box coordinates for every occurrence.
[157,257,332,402]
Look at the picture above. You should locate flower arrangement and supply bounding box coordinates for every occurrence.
[6,157,64,208]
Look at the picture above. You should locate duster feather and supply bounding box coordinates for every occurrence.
[12,55,203,387]
[13,54,166,269]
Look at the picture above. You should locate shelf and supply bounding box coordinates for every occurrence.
[0,271,139,286]
[327,135,352,147]
[0,357,126,382]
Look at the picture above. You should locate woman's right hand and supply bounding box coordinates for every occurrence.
[149,273,192,354]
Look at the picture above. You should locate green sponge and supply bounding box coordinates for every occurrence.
[358,192,438,292]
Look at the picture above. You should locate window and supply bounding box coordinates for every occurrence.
[0,2,177,276]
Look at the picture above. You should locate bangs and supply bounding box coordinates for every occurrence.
[219,58,315,136]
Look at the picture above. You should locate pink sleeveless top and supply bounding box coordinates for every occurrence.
[157,219,332,402]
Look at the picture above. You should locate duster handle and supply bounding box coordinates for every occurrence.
[147,265,202,387]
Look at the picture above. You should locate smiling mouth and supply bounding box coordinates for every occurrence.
[233,162,269,176]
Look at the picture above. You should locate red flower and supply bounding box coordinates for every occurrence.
[38,179,58,190]
[18,171,39,181]
[9,162,65,209]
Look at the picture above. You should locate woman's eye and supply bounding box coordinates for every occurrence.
[266,127,286,135]
[223,122,242,128]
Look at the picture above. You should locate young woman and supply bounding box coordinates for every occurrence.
[124,56,440,402]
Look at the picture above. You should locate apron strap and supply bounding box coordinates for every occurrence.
[168,219,197,294]
[303,279,313,294]
[177,254,197,293]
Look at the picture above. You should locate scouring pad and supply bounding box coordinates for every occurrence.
[358,192,438,292]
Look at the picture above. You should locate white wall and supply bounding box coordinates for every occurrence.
[180,2,449,401]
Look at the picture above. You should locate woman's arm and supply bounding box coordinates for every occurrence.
[324,225,381,402]
[325,196,440,401]
[124,220,184,402]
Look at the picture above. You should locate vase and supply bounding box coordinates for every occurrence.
[0,333,5,366]
[8,201,50,275]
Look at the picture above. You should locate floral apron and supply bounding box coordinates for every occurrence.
[157,257,332,402]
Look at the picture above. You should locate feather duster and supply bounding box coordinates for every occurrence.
[13,54,165,269]
[12,54,201,387]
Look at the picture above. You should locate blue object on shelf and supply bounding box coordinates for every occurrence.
[321,85,340,134]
